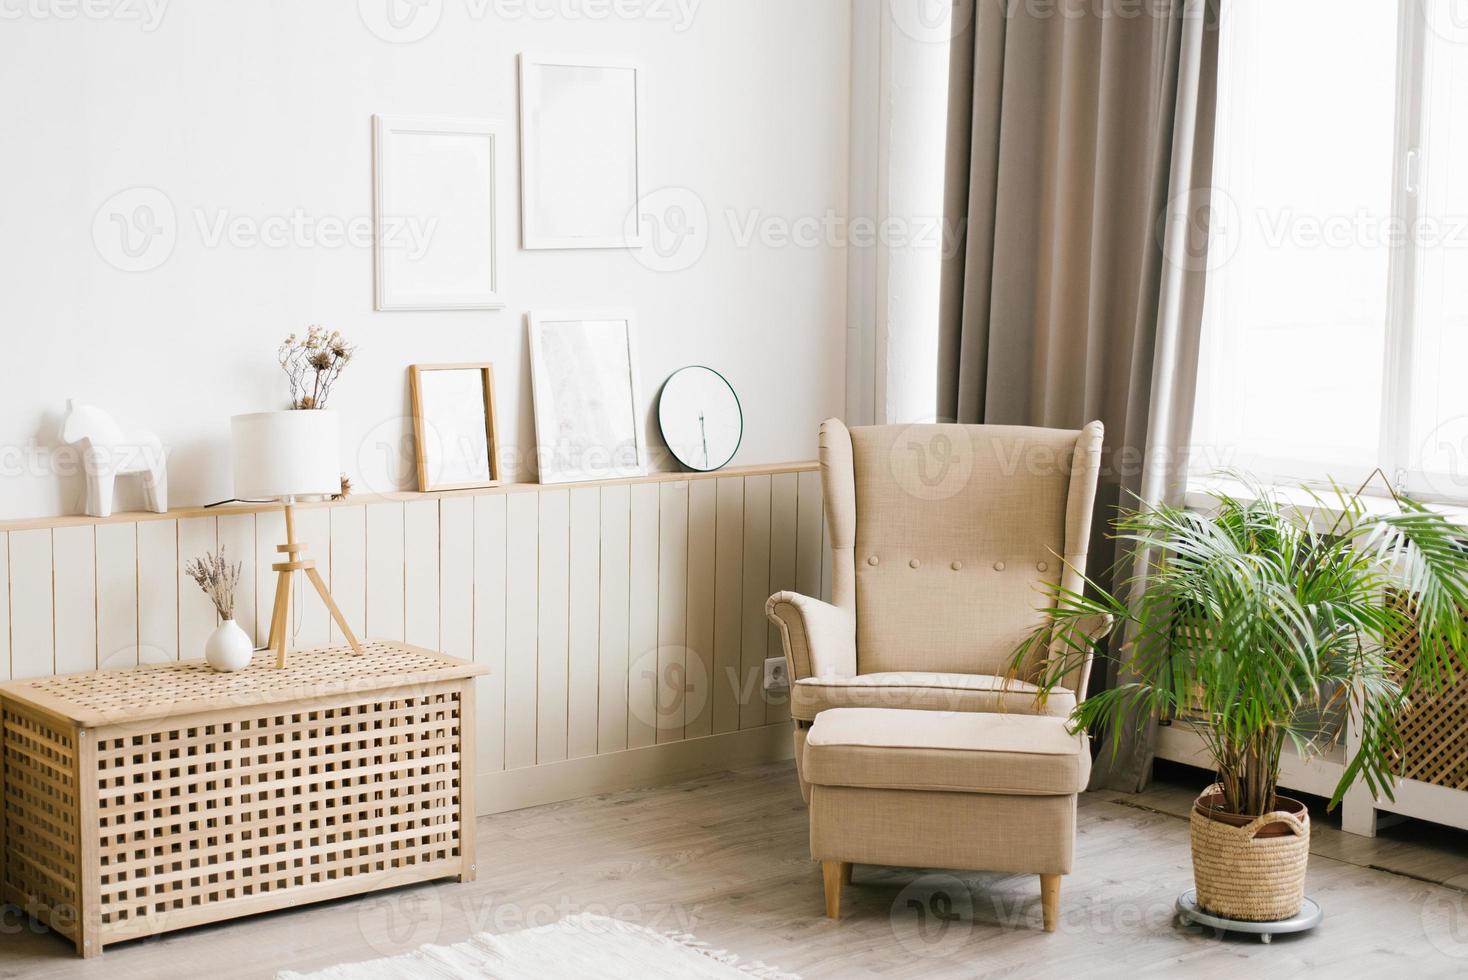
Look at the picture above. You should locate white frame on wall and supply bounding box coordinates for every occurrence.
[373,114,504,311]
[518,53,645,250]
[527,310,648,484]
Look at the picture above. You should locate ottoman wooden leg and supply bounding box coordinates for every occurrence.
[823,861,849,919]
[1040,874,1061,933]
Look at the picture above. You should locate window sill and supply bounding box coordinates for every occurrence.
[1184,476,1468,529]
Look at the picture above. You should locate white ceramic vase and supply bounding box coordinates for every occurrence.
[206,620,254,672]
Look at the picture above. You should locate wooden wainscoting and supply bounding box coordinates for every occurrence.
[0,463,829,814]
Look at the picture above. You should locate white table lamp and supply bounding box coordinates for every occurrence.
[232,410,363,667]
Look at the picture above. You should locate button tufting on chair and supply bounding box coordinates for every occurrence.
[993,560,1006,571]
[951,561,963,571]
[909,558,921,569]
[1037,561,1049,572]
[868,556,880,566]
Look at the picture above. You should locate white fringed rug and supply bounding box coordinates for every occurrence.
[277,913,800,980]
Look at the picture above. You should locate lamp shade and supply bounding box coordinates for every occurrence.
[231,410,341,500]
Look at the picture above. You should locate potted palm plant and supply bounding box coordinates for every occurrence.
[1012,479,1468,924]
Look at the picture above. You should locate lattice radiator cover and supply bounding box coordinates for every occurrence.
[1387,593,1468,792]
[0,642,482,957]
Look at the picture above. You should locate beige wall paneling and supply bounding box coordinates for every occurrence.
[216,513,257,648]
[327,505,366,645]
[505,491,539,770]
[796,470,824,600]
[364,502,406,643]
[137,519,178,662]
[177,516,219,659]
[567,487,601,761]
[95,523,138,670]
[254,508,286,648]
[711,477,745,735]
[739,475,772,730]
[766,473,799,724]
[52,525,96,675]
[474,493,508,773]
[290,508,332,647]
[403,499,439,650]
[536,489,570,765]
[439,497,475,663]
[0,532,10,680]
[684,479,717,740]
[9,529,54,679]
[626,483,659,750]
[597,485,631,755]
[655,481,690,743]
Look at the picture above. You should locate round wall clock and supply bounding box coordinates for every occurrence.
[657,366,743,472]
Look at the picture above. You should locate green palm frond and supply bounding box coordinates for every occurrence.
[1009,478,1468,816]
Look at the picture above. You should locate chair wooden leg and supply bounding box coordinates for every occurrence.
[823,861,848,920]
[1040,874,1061,933]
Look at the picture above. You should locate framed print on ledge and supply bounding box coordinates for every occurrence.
[374,114,503,310]
[518,54,644,249]
[527,312,647,484]
[409,363,501,492]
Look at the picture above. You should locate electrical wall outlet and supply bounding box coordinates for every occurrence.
[764,656,789,692]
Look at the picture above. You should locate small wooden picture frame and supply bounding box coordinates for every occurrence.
[409,363,501,492]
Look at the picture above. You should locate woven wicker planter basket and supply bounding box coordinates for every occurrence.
[1190,787,1310,922]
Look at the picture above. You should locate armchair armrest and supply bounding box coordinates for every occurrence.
[1050,612,1115,700]
[765,592,856,683]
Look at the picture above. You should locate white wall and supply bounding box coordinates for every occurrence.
[0,0,849,520]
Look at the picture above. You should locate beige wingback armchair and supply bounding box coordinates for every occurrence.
[767,418,1112,797]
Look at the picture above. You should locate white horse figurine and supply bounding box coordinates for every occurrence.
[61,399,168,518]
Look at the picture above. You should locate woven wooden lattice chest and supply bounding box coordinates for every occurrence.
[0,641,484,957]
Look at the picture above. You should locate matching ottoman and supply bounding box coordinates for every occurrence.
[803,707,1091,932]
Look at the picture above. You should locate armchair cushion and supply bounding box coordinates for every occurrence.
[790,672,1075,722]
[804,707,1091,795]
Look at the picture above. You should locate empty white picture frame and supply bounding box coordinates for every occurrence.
[519,54,644,249]
[528,312,647,483]
[374,114,503,310]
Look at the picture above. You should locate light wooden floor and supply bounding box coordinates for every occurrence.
[4,761,1468,979]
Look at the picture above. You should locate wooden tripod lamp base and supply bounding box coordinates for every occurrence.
[265,502,362,668]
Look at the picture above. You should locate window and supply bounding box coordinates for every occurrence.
[1191,1,1468,502]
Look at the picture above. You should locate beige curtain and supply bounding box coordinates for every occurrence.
[938,0,1221,790]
